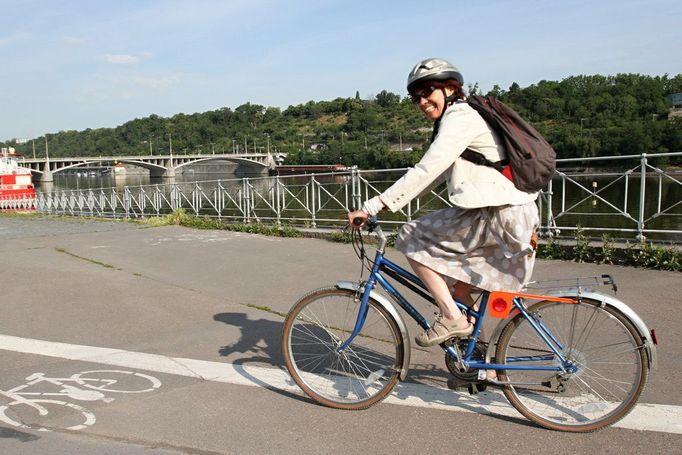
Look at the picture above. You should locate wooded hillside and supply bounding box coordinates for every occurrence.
[5,73,682,168]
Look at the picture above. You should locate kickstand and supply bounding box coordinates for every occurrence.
[467,382,488,395]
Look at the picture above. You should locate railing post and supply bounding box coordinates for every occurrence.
[193,182,200,215]
[275,176,282,227]
[544,178,555,237]
[310,175,317,228]
[124,187,132,218]
[170,184,180,212]
[351,167,362,210]
[111,188,117,216]
[242,177,250,223]
[216,180,223,220]
[637,153,647,241]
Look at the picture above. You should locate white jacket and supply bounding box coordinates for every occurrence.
[381,100,538,212]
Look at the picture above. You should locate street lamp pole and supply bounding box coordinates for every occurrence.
[44,135,49,162]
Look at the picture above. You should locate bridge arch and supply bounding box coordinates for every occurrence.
[23,153,279,180]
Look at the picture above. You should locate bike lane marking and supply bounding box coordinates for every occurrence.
[1,333,680,435]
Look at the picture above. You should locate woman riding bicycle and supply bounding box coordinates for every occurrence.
[348,57,539,347]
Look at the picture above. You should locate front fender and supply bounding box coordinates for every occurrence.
[335,280,411,381]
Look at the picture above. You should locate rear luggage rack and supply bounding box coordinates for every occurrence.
[523,274,618,295]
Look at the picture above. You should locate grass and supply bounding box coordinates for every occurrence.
[538,230,680,272]
[246,303,289,318]
[140,209,300,237]
[54,247,117,269]
[6,209,680,271]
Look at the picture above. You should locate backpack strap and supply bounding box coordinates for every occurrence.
[460,148,507,173]
[432,105,509,175]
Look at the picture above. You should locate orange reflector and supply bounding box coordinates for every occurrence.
[488,293,513,318]
[486,291,577,319]
[492,298,508,313]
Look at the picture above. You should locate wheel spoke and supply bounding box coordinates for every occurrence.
[497,299,647,431]
[283,288,403,409]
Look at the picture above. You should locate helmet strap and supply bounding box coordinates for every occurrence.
[430,87,459,144]
[443,87,459,106]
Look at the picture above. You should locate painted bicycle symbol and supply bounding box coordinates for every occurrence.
[0,369,162,432]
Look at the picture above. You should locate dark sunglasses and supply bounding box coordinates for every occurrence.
[409,84,440,103]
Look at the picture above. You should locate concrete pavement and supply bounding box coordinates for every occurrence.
[0,215,680,454]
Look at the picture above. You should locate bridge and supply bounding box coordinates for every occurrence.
[18,152,283,182]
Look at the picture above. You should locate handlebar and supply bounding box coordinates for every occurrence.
[351,215,378,231]
[349,216,387,252]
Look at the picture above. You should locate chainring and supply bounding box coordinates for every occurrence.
[445,339,487,382]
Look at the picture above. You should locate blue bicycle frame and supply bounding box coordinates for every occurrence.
[338,235,575,374]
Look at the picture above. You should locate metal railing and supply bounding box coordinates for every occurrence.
[3,152,681,241]
[543,152,682,240]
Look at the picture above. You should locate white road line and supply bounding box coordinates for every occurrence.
[1,334,680,434]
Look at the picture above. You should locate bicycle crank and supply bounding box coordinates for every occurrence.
[445,340,486,382]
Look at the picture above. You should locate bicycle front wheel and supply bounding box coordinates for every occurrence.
[496,298,648,432]
[282,287,404,410]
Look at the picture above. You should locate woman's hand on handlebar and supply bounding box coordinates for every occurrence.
[347,209,369,228]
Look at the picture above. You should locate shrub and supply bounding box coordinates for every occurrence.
[596,234,615,264]
[572,227,592,263]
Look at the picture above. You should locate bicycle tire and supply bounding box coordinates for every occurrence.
[282,287,404,410]
[495,298,648,432]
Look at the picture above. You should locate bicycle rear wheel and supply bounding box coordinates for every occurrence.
[282,287,404,410]
[496,298,648,432]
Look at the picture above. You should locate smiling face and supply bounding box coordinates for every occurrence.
[410,83,457,121]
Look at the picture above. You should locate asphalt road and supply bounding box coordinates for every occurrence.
[0,215,680,454]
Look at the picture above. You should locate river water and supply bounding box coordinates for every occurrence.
[34,165,682,241]
[34,163,260,193]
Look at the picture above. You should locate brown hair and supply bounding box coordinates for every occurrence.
[444,80,465,102]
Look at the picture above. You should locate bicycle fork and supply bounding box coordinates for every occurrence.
[335,279,374,353]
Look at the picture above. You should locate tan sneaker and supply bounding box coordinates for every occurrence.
[415,314,473,347]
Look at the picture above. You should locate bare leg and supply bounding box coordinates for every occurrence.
[407,258,473,346]
[407,258,465,322]
[451,281,496,380]
[451,281,476,310]
[451,281,481,323]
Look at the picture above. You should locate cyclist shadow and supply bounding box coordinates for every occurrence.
[212,311,533,425]
[393,363,534,427]
[212,311,309,403]
[0,426,40,442]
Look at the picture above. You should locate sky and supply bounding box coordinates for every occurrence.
[1,0,680,141]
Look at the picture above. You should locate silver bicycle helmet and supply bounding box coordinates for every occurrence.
[407,58,463,93]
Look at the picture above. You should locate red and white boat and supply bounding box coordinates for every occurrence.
[0,146,36,210]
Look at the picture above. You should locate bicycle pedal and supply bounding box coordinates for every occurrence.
[446,377,467,391]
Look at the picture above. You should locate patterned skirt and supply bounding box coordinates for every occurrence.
[394,201,539,292]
